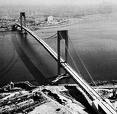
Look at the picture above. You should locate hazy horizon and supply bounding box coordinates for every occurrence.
[0,0,117,6]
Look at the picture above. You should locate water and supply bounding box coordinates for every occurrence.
[36,13,117,83]
[1,6,117,86]
[0,31,60,86]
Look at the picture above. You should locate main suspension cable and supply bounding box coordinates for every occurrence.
[67,35,97,86]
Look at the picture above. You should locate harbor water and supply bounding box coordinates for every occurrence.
[1,12,117,86]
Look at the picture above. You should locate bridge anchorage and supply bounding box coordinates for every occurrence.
[15,12,116,114]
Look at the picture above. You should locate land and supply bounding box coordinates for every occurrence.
[0,82,94,114]
[0,3,114,31]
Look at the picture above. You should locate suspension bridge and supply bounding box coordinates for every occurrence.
[12,12,117,114]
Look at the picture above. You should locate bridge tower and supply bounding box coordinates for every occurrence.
[57,30,68,76]
[20,12,26,32]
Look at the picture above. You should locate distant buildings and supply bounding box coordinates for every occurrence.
[47,16,54,24]
[0,15,68,31]
[47,16,58,25]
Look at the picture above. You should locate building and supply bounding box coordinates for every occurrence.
[47,16,57,24]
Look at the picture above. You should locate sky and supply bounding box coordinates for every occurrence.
[1,0,117,6]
